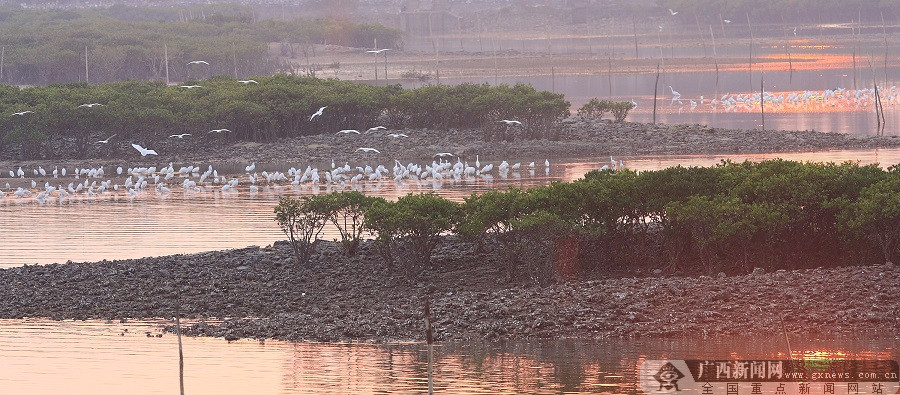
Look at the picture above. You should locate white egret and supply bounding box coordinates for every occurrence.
[96,134,117,144]
[180,85,202,89]
[387,133,408,138]
[356,147,381,154]
[208,128,231,134]
[337,129,360,135]
[238,80,258,84]
[131,143,158,156]
[12,111,33,116]
[187,60,209,65]
[169,133,191,139]
[499,119,522,126]
[309,106,327,121]
[668,8,678,15]
[78,103,103,108]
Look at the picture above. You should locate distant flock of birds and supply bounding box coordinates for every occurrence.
[665,86,899,113]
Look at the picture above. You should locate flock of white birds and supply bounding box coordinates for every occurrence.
[666,86,900,113]
[4,94,606,204]
[0,153,596,204]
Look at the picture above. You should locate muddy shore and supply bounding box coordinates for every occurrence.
[3,120,898,170]
[0,238,896,342]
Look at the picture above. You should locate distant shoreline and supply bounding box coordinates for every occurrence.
[2,120,898,170]
[0,239,896,342]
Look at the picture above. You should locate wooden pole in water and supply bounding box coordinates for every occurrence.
[780,14,793,84]
[710,26,719,87]
[0,46,4,83]
[760,72,765,132]
[374,38,378,81]
[164,44,170,85]
[632,15,639,58]
[84,46,89,84]
[695,14,707,57]
[607,44,613,97]
[176,284,185,395]
[232,41,238,78]
[653,62,660,125]
[884,12,888,88]
[746,13,753,92]
[425,300,434,395]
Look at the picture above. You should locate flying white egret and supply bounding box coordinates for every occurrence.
[169,133,191,139]
[723,19,731,24]
[309,106,327,121]
[79,103,103,108]
[131,143,158,156]
[387,133,408,138]
[187,60,209,65]
[366,49,391,54]
[12,111,33,116]
[668,8,678,15]
[365,126,387,134]
[337,129,360,135]
[96,134,117,144]
[499,120,522,126]
[238,80,258,84]
[180,85,202,89]
[208,128,231,134]
[356,147,380,154]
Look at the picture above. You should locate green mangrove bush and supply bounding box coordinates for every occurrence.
[0,78,571,159]
[577,99,634,122]
[274,160,899,281]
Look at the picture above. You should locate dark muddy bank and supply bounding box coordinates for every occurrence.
[0,238,896,342]
[3,120,898,169]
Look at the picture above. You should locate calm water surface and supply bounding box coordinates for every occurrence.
[0,319,896,394]
[1,150,898,267]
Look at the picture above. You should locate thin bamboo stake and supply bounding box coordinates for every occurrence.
[176,285,185,395]
[164,45,169,85]
[0,46,4,83]
[653,62,660,125]
[746,13,753,92]
[632,16,639,58]
[84,46,89,84]
[760,72,765,132]
[710,26,719,87]
[607,44,613,97]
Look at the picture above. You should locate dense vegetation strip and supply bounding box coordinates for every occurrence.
[276,160,900,283]
[0,6,401,85]
[0,76,570,158]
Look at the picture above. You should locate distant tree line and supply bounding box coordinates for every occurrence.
[656,0,900,24]
[0,76,570,159]
[0,6,402,85]
[276,160,900,283]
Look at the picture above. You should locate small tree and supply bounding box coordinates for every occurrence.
[364,193,459,277]
[610,101,634,122]
[274,196,330,265]
[321,191,374,255]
